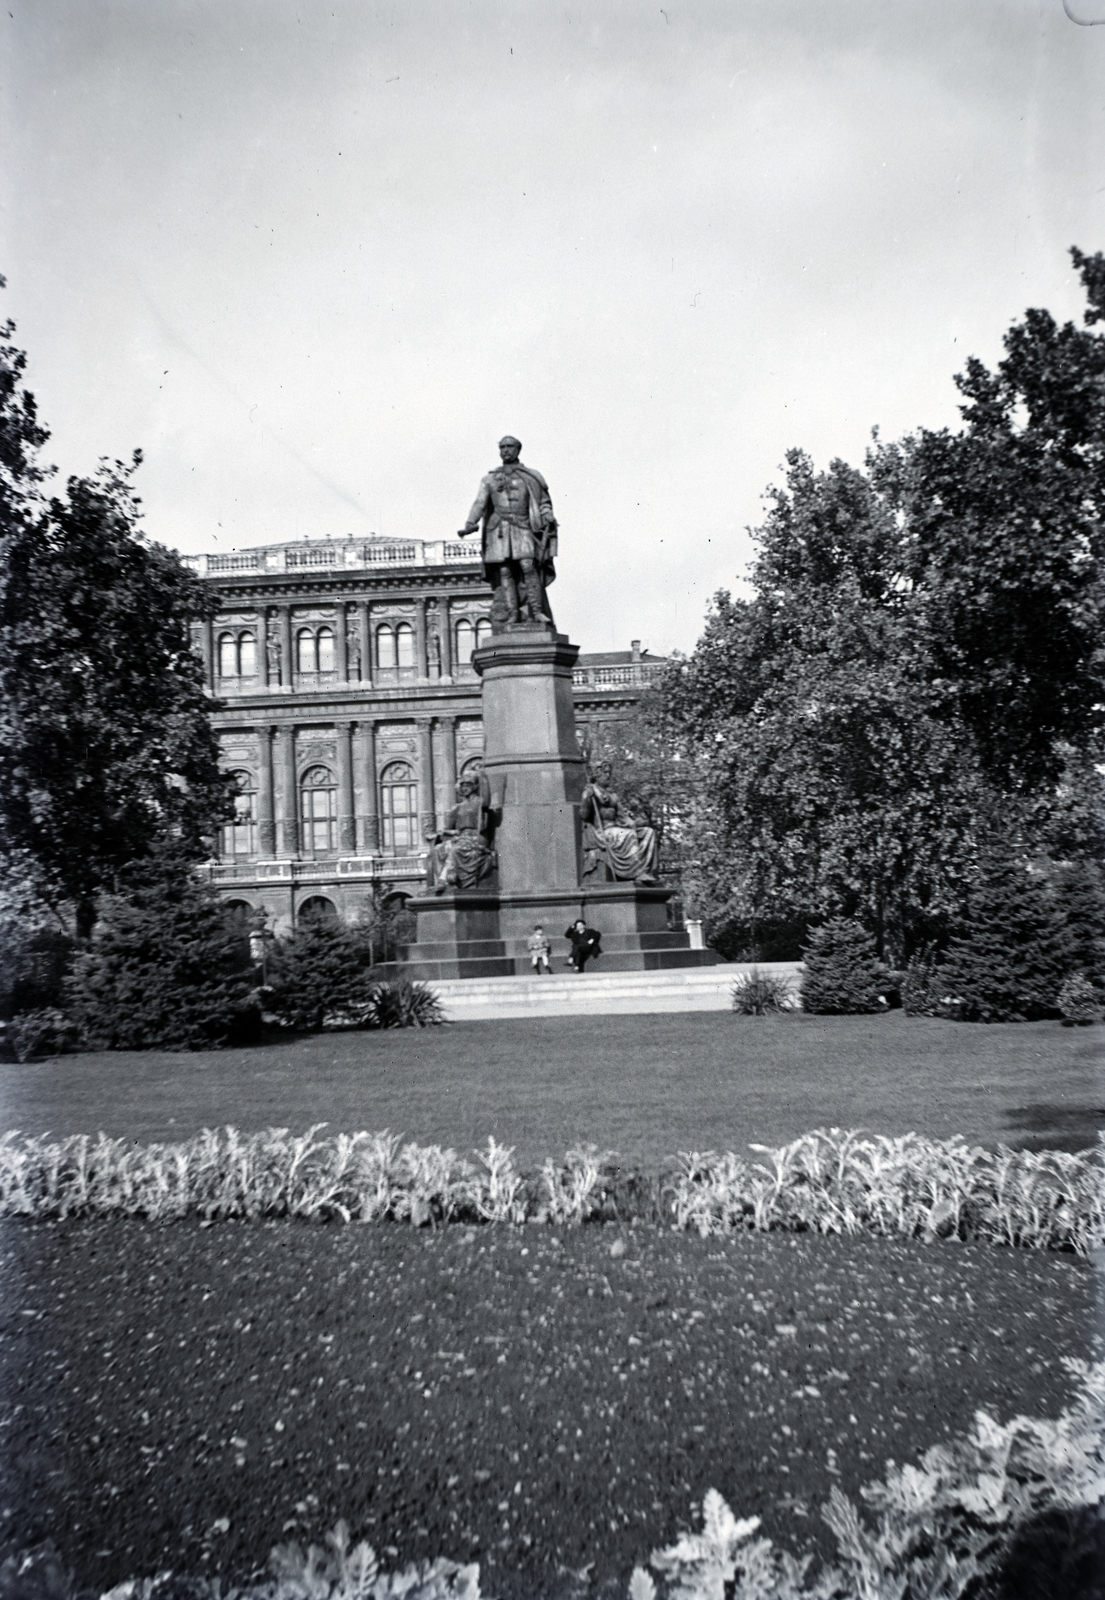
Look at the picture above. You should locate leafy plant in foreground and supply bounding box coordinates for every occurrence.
[630,1357,1105,1599]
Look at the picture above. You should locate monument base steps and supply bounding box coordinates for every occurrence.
[405,962,802,1020]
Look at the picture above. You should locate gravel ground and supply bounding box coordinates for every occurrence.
[1,1218,1099,1599]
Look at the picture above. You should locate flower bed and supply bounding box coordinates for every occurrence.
[2,1210,1100,1597]
[2,1126,1102,1255]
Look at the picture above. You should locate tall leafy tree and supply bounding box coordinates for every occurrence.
[665,250,1105,962]
[667,453,984,962]
[902,246,1105,789]
[0,305,232,934]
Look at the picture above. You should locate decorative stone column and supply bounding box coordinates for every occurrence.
[439,596,453,680]
[357,602,371,685]
[414,597,428,680]
[275,725,298,856]
[439,715,457,823]
[362,720,379,851]
[334,601,348,682]
[278,606,294,692]
[201,618,215,692]
[416,718,434,840]
[259,609,270,689]
[336,720,356,853]
[257,725,276,857]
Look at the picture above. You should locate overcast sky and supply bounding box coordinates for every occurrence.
[3,0,1103,654]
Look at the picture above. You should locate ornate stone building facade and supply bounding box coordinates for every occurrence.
[187,536,664,932]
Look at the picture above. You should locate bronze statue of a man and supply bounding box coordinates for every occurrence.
[459,436,557,629]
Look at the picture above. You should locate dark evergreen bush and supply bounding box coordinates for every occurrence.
[0,919,73,1021]
[262,912,378,1032]
[67,854,261,1050]
[935,845,1072,1022]
[1053,860,1105,994]
[2,1007,80,1061]
[799,918,889,1014]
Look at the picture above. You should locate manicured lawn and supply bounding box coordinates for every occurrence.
[2,1011,1102,1163]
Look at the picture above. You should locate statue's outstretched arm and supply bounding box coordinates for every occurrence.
[460,477,491,536]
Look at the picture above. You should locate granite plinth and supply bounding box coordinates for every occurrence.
[398,624,719,980]
[395,884,720,980]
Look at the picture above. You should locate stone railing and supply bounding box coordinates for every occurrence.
[183,540,481,578]
[209,853,428,884]
[572,662,667,689]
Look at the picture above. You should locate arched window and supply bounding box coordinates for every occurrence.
[218,632,237,679]
[297,628,317,675]
[300,765,337,855]
[380,760,418,852]
[224,898,253,922]
[377,625,396,671]
[396,622,415,670]
[455,619,474,664]
[221,770,256,858]
[475,618,492,648]
[238,632,256,678]
[298,895,337,924]
[316,626,334,673]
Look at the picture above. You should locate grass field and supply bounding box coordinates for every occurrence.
[2,1010,1103,1600]
[1,1010,1102,1162]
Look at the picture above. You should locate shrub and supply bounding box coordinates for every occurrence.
[730,968,793,1015]
[0,918,73,1021]
[263,912,379,1032]
[363,979,445,1029]
[937,843,1072,1022]
[901,947,941,1017]
[799,918,888,1014]
[67,853,261,1050]
[1058,974,1099,1026]
[1054,859,1105,994]
[2,1007,80,1062]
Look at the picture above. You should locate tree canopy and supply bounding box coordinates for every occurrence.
[666,248,1105,965]
[0,296,231,933]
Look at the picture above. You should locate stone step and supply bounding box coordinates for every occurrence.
[422,962,803,1019]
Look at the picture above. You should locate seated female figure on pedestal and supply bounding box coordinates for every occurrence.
[580,760,659,885]
[426,774,497,894]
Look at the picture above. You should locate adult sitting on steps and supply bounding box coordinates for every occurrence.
[565,919,602,974]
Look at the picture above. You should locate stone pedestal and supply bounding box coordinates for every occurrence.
[394,620,720,981]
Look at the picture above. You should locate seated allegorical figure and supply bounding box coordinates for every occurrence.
[579,760,659,885]
[426,773,497,893]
